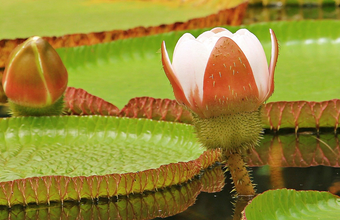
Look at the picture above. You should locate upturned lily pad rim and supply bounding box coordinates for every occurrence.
[0,115,222,207]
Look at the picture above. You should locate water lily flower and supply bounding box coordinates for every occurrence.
[161,27,279,196]
[2,36,68,116]
[161,28,278,119]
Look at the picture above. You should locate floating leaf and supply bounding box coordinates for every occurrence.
[0,0,245,40]
[262,100,340,131]
[118,97,340,131]
[64,87,119,116]
[243,189,340,220]
[0,1,247,67]
[119,97,192,124]
[0,116,221,207]
[67,93,340,132]
[47,21,340,109]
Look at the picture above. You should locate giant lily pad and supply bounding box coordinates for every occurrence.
[244,189,340,219]
[0,116,221,207]
[0,0,244,40]
[54,20,340,109]
[0,1,247,67]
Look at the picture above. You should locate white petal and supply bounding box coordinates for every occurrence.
[172,39,212,104]
[231,29,270,100]
[210,27,228,34]
[173,33,195,58]
[197,30,217,41]
[197,29,233,49]
[214,30,233,38]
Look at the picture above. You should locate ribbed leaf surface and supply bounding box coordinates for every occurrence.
[0,116,221,206]
[244,189,340,220]
[0,116,203,179]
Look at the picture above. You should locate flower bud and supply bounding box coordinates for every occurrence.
[162,28,279,150]
[2,36,68,116]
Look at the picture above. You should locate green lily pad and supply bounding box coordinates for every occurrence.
[56,20,340,109]
[0,0,229,40]
[0,116,204,181]
[244,189,340,220]
[0,116,222,206]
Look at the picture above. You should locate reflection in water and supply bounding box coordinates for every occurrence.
[161,166,340,220]
[0,166,225,220]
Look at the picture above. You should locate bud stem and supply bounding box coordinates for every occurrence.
[225,149,255,196]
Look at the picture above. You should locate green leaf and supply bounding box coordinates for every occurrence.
[0,116,223,206]
[0,0,228,40]
[0,116,204,181]
[244,189,340,220]
[56,20,340,109]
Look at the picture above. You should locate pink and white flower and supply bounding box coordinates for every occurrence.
[161,27,278,118]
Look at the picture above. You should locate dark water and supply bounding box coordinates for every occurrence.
[156,166,340,220]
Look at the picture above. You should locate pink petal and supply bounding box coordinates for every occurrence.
[265,29,279,101]
[230,29,270,103]
[161,41,190,107]
[202,37,260,117]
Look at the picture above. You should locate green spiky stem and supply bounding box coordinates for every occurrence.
[8,95,65,116]
[192,108,262,196]
[226,149,255,196]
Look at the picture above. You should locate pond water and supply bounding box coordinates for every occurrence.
[159,166,340,220]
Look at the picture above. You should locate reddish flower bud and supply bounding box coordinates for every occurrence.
[162,28,278,119]
[161,28,279,151]
[2,36,68,116]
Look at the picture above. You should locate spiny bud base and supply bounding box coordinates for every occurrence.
[8,95,65,116]
[192,108,262,151]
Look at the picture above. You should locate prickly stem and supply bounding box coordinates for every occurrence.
[225,149,255,196]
